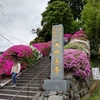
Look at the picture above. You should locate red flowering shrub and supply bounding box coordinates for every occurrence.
[71,30,88,41]
[0,45,39,75]
[32,42,51,56]
[64,33,72,39]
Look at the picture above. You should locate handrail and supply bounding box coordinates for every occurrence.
[0,56,46,87]
[11,63,50,100]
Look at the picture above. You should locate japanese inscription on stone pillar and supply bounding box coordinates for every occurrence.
[51,24,64,80]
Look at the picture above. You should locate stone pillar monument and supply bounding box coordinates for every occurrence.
[43,24,69,91]
[51,24,64,80]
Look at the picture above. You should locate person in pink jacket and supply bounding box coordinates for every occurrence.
[11,57,21,87]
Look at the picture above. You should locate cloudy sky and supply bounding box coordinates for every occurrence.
[0,0,49,51]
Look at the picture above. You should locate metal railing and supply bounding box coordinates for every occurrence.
[11,63,50,100]
[0,57,45,86]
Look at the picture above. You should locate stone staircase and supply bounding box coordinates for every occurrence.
[0,56,50,100]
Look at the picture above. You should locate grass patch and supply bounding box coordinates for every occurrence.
[88,81,100,100]
[88,57,100,100]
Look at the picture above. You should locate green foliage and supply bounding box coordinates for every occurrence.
[30,37,45,45]
[41,1,74,34]
[81,0,100,57]
[90,39,100,57]
[90,59,99,68]
[48,0,65,4]
[32,49,40,61]
[66,0,86,19]
[81,0,100,40]
[38,24,51,41]
[64,43,84,51]
[31,0,84,42]
[88,81,100,100]
[71,20,82,33]
[48,0,86,19]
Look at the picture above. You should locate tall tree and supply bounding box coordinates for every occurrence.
[81,0,100,56]
[81,0,100,40]
[40,1,74,39]
[48,0,86,20]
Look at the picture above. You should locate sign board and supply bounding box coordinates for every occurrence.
[92,68,100,80]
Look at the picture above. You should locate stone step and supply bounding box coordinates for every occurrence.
[24,71,42,73]
[27,68,50,70]
[17,76,49,80]
[16,80,44,83]
[0,89,37,93]
[2,86,39,91]
[5,84,43,88]
[25,72,50,74]
[0,93,33,100]
[0,89,36,96]
[0,56,50,99]
[22,72,50,75]
[7,82,43,86]
[20,74,49,78]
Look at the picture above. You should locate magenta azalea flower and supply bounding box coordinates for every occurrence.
[74,30,85,35]
[64,33,72,39]
[64,49,90,79]
[32,42,51,56]
[71,30,87,41]
[0,45,38,75]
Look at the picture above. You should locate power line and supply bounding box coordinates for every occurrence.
[0,31,29,44]
[0,13,29,44]
[0,16,12,33]
[0,2,34,45]
[0,33,14,45]
[0,10,22,43]
[3,0,27,39]
[0,4,26,43]
[0,10,29,44]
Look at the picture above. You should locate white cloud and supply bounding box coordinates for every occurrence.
[0,0,49,51]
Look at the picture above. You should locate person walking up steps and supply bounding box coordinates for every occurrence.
[11,57,21,87]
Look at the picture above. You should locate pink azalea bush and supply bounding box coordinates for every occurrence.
[64,43,90,59]
[0,57,13,75]
[71,30,88,41]
[64,33,72,39]
[47,41,52,47]
[32,42,51,56]
[64,49,90,80]
[0,45,39,75]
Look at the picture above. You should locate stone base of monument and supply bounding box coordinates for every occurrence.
[43,79,70,92]
[48,95,64,100]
